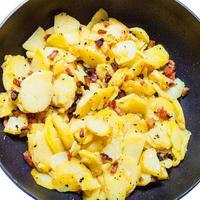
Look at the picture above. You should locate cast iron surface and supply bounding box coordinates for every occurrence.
[0,0,200,199]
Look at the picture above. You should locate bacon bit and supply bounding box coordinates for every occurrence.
[84,76,92,85]
[157,152,167,161]
[27,123,32,130]
[84,72,98,84]
[37,111,47,123]
[43,34,51,41]
[23,151,34,168]
[151,176,158,183]
[10,90,19,101]
[164,60,176,80]
[66,68,73,77]
[116,90,126,99]
[98,29,107,34]
[156,107,170,120]
[100,153,112,162]
[76,81,83,88]
[111,62,118,72]
[12,109,21,117]
[28,118,37,124]
[13,78,21,87]
[146,118,155,130]
[108,100,121,115]
[48,50,59,61]
[147,40,156,49]
[103,21,110,28]
[168,59,175,66]
[90,73,98,83]
[182,87,190,97]
[105,72,112,83]
[95,38,104,48]
[28,71,33,76]
[67,151,72,161]
[79,129,85,138]
[83,67,95,76]
[110,162,118,174]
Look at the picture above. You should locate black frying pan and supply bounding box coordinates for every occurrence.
[0,0,200,199]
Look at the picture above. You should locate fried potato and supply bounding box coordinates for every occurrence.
[19,71,53,113]
[23,27,46,51]
[144,45,169,69]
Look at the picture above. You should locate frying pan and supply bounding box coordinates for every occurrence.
[0,0,200,199]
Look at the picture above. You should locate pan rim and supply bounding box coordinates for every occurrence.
[0,0,200,199]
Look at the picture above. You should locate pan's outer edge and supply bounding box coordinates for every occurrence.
[0,0,200,200]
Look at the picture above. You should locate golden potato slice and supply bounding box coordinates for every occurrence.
[92,18,128,41]
[52,158,100,191]
[96,64,114,81]
[120,155,141,194]
[96,108,124,136]
[172,99,185,130]
[23,27,46,51]
[149,70,172,90]
[137,173,151,186]
[123,133,145,165]
[44,115,65,153]
[46,26,54,35]
[140,148,161,176]
[31,49,50,71]
[145,97,175,121]
[46,33,69,49]
[108,68,128,87]
[76,44,106,67]
[166,78,185,100]
[0,92,16,118]
[129,27,150,44]
[19,71,53,113]
[144,45,169,69]
[54,13,80,44]
[79,150,102,176]
[83,189,101,200]
[2,55,31,91]
[52,74,77,109]
[28,123,53,172]
[31,169,54,190]
[52,113,74,149]
[75,90,95,117]
[103,167,127,200]
[122,113,148,133]
[126,60,144,80]
[87,8,108,29]
[111,40,136,66]
[102,138,122,161]
[145,122,171,150]
[52,172,80,192]
[161,158,173,169]
[4,114,28,135]
[91,87,116,111]
[116,93,147,114]
[180,130,191,160]
[50,152,68,170]
[157,167,169,180]
[122,79,155,96]
[85,116,111,136]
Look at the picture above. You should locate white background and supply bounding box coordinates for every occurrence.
[0,0,200,199]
